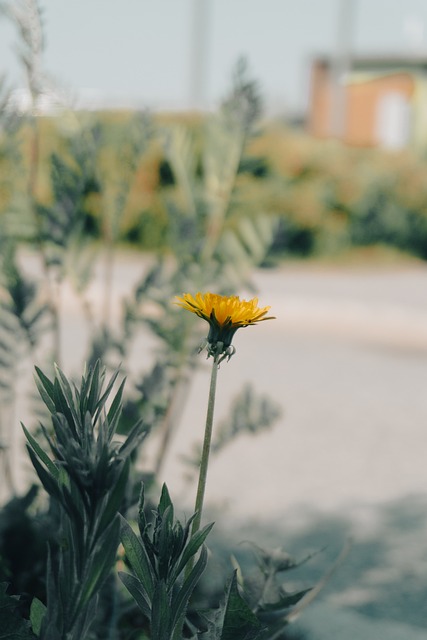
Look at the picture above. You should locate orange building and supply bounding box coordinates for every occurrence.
[308,55,427,150]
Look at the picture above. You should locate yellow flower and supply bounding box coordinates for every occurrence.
[175,292,275,358]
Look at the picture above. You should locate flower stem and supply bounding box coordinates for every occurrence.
[191,352,220,538]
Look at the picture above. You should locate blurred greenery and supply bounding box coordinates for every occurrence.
[2,109,427,261]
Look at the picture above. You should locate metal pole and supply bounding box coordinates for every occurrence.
[330,0,356,138]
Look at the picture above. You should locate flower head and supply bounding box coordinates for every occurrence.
[175,292,275,359]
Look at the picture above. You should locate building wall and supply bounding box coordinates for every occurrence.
[308,62,418,148]
[345,73,414,147]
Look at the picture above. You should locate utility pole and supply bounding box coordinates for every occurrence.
[189,0,210,110]
[330,0,356,138]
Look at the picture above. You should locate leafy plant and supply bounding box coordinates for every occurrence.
[21,362,147,639]
[119,484,213,640]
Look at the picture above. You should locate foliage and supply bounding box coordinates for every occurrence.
[119,484,213,640]
[0,582,35,639]
[20,363,147,639]
[254,127,427,260]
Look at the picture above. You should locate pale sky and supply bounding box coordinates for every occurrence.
[1,0,427,114]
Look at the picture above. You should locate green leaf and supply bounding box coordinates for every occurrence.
[118,572,151,619]
[25,448,61,502]
[171,545,208,634]
[96,460,129,534]
[34,367,56,413]
[54,364,81,433]
[93,367,120,425]
[30,598,46,637]
[77,516,120,609]
[117,419,147,460]
[0,583,36,639]
[119,515,155,599]
[52,379,77,438]
[106,377,126,439]
[60,483,85,527]
[173,521,214,581]
[86,359,102,415]
[21,423,59,479]
[215,572,265,640]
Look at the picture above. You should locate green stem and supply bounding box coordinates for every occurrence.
[185,352,220,582]
[191,353,220,538]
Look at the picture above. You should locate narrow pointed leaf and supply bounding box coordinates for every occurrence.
[117,419,147,460]
[21,423,58,479]
[171,545,208,633]
[96,460,129,534]
[34,368,56,414]
[54,365,81,432]
[77,516,120,609]
[174,522,214,580]
[26,448,61,502]
[93,368,120,424]
[119,515,155,599]
[34,366,55,402]
[218,572,265,640]
[118,571,151,619]
[106,378,126,439]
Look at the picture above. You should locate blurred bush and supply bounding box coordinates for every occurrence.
[2,111,427,260]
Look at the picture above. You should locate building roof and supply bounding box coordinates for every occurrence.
[313,53,427,72]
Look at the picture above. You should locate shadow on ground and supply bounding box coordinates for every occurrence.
[204,493,427,638]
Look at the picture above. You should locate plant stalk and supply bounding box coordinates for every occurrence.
[185,352,220,582]
[191,350,220,538]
